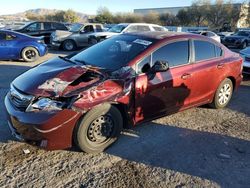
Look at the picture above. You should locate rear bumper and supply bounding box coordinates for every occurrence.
[4,94,81,150]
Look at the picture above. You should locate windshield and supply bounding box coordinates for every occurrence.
[108,24,128,33]
[234,31,250,37]
[71,35,156,70]
[69,23,83,32]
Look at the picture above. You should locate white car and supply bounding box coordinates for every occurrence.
[191,31,221,43]
[240,47,250,75]
[88,23,167,44]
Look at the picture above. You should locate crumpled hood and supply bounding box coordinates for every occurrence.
[53,30,73,39]
[12,57,102,97]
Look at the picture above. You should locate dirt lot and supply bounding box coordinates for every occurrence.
[0,49,249,188]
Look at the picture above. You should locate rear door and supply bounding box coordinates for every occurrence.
[189,39,224,106]
[135,39,193,123]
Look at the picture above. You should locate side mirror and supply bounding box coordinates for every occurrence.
[151,61,169,73]
[26,28,30,32]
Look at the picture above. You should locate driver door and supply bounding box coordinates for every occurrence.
[134,40,193,123]
[77,25,94,46]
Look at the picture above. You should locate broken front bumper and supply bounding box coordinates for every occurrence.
[4,94,82,150]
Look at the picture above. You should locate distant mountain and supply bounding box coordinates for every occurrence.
[0,8,89,21]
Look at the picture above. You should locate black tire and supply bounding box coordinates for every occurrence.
[89,38,98,46]
[21,47,39,62]
[74,104,123,153]
[62,40,76,51]
[210,78,233,109]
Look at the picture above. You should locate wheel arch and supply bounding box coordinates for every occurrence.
[20,45,41,58]
[227,76,236,91]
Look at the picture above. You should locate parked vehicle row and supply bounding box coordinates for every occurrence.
[4,31,243,153]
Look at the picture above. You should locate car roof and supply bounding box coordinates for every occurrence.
[125,31,190,40]
[118,23,164,27]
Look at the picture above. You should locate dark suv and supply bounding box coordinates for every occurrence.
[222,30,250,49]
[14,21,68,44]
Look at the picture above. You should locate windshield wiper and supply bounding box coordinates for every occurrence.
[59,56,77,64]
[74,59,87,65]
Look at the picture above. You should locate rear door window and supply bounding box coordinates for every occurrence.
[137,25,151,32]
[153,26,165,31]
[44,22,52,30]
[194,40,217,61]
[152,40,190,67]
[52,23,67,30]
[95,25,103,32]
[215,46,223,57]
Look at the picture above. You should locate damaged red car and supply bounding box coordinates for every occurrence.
[4,32,243,153]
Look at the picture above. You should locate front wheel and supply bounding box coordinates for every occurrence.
[62,40,76,51]
[210,78,233,109]
[21,47,39,62]
[74,104,123,153]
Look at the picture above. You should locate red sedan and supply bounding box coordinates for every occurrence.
[4,32,243,153]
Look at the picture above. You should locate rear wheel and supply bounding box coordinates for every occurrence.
[62,40,76,51]
[21,47,39,62]
[89,38,98,46]
[74,104,123,153]
[210,78,233,109]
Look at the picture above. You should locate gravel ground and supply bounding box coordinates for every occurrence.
[0,49,249,188]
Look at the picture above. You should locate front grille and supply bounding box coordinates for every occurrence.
[9,86,33,111]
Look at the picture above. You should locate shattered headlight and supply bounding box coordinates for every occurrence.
[26,98,64,112]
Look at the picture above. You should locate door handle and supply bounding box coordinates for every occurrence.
[217,63,224,69]
[181,73,192,80]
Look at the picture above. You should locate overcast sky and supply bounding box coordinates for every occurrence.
[0,0,245,15]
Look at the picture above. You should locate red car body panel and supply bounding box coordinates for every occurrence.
[4,32,243,150]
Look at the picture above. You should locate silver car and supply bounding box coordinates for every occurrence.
[51,23,104,51]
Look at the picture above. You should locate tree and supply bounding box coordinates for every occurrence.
[176,9,191,26]
[26,12,46,21]
[63,9,80,23]
[112,13,143,23]
[159,13,179,26]
[95,7,113,23]
[143,11,160,24]
[188,1,208,27]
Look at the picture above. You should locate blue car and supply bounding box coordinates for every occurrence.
[0,30,47,62]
